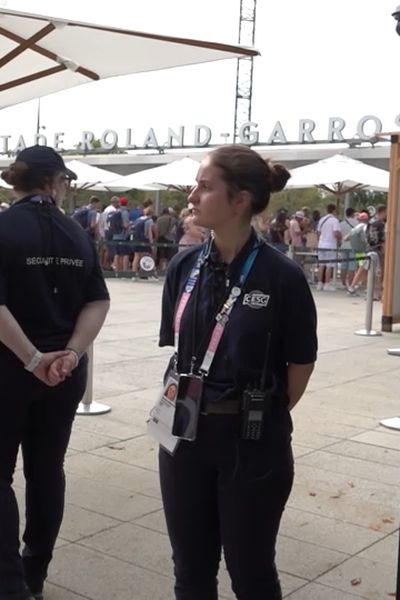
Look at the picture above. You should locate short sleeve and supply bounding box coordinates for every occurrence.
[281,268,317,364]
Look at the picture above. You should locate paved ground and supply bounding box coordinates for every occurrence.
[15,279,400,599]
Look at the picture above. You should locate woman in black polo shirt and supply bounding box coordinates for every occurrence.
[0,146,110,600]
[158,144,317,600]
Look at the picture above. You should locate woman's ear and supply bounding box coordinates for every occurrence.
[233,189,252,216]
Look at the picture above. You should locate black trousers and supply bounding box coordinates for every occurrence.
[0,354,87,600]
[159,413,294,600]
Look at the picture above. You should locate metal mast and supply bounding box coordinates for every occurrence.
[233,0,257,142]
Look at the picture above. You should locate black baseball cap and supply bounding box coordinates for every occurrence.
[17,145,77,180]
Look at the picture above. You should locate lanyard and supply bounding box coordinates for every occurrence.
[173,241,260,376]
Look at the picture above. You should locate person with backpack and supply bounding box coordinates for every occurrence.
[339,207,358,288]
[347,207,387,299]
[71,196,100,239]
[155,207,177,272]
[109,197,131,273]
[345,211,370,295]
[131,206,155,277]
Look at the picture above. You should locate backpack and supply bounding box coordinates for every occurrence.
[131,216,150,241]
[72,207,89,229]
[107,210,123,235]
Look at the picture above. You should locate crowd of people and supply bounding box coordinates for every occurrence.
[68,195,387,298]
[252,203,387,300]
[70,195,207,276]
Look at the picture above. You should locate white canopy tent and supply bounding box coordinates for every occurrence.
[0,8,259,109]
[104,157,200,192]
[64,159,122,190]
[287,154,390,194]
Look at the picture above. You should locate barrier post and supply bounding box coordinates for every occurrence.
[76,343,111,416]
[354,252,382,337]
[379,350,400,431]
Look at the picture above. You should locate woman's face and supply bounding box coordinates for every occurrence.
[188,158,248,230]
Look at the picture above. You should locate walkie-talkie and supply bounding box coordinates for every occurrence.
[240,333,274,441]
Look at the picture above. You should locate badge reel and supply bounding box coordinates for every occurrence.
[171,373,204,441]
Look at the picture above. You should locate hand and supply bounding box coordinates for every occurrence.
[32,350,70,387]
[47,352,79,386]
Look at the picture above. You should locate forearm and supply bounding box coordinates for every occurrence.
[0,305,36,365]
[287,362,315,411]
[66,299,110,355]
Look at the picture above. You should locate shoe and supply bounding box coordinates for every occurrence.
[323,283,336,292]
[316,281,323,291]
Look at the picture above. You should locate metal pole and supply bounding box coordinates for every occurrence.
[76,343,111,415]
[355,252,382,337]
[380,350,400,431]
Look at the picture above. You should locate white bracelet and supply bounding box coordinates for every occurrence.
[65,348,80,368]
[24,349,43,372]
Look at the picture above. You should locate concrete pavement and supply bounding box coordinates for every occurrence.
[15,279,400,599]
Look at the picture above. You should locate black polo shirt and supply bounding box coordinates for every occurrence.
[160,229,317,411]
[0,195,109,354]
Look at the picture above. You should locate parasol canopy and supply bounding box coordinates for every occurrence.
[0,7,259,109]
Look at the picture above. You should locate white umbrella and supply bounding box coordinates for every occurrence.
[104,158,200,192]
[64,159,121,190]
[0,8,259,109]
[287,154,389,193]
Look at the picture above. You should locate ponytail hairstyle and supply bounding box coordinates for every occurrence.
[1,160,56,193]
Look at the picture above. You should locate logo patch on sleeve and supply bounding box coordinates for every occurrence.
[242,290,270,309]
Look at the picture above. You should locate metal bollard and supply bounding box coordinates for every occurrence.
[354,252,382,337]
[379,349,400,431]
[76,343,111,415]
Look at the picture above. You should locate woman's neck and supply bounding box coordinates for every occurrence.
[212,222,252,264]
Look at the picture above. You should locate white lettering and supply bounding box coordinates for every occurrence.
[267,121,287,144]
[81,131,95,151]
[239,121,259,144]
[53,132,65,150]
[167,126,184,147]
[298,119,316,143]
[125,128,137,149]
[100,129,118,150]
[194,124,212,147]
[328,117,346,141]
[356,115,383,140]
[14,135,26,153]
[0,135,11,153]
[143,128,159,148]
[34,133,47,146]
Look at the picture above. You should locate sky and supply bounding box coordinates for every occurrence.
[0,0,399,152]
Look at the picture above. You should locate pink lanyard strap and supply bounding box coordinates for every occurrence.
[174,243,260,377]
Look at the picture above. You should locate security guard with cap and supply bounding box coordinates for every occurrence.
[0,146,110,600]
[157,144,317,600]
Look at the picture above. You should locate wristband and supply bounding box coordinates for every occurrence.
[65,347,80,368]
[24,349,43,372]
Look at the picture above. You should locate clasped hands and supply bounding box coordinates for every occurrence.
[32,350,79,387]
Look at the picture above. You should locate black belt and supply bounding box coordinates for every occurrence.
[201,399,241,415]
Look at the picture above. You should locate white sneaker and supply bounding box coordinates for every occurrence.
[316,282,324,291]
[323,283,336,292]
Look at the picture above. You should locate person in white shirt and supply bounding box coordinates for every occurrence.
[339,207,358,288]
[99,196,120,269]
[316,203,342,291]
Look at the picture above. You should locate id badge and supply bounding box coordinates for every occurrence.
[147,369,180,455]
[171,373,203,441]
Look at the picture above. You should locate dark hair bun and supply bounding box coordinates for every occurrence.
[269,162,291,193]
